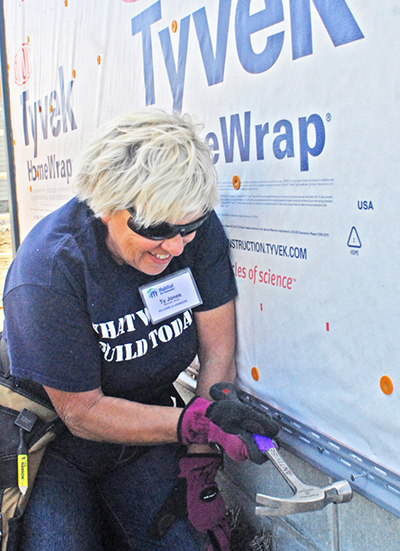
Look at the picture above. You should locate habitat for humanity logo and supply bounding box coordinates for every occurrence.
[159,284,175,294]
[147,288,159,298]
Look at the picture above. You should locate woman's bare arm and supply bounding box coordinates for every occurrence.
[44,385,182,445]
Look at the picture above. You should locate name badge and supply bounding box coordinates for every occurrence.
[139,268,203,324]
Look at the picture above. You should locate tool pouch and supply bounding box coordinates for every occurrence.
[0,337,64,551]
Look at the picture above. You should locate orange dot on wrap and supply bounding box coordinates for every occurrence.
[380,375,393,395]
[251,367,260,381]
[232,175,241,190]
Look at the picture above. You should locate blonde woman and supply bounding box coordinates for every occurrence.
[3,109,278,551]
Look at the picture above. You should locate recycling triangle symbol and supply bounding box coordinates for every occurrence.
[347,227,362,248]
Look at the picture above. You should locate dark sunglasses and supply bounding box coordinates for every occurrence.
[126,208,210,240]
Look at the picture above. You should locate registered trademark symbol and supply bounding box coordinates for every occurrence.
[326,113,332,122]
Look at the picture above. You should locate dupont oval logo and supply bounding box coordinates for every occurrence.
[14,43,32,86]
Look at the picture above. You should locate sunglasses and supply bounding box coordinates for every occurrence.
[126,208,210,240]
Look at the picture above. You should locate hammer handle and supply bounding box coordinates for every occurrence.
[254,434,308,494]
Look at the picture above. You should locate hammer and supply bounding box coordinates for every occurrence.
[254,434,352,516]
[209,382,353,516]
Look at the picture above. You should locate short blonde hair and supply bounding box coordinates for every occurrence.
[73,109,219,225]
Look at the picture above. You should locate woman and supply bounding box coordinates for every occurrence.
[3,110,278,550]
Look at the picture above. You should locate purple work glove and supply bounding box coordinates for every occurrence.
[179,454,230,551]
[147,453,229,551]
[178,396,248,461]
[178,389,279,464]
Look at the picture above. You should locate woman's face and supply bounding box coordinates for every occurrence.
[101,210,197,275]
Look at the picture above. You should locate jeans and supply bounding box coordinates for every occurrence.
[19,437,202,551]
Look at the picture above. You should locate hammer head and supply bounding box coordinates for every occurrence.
[256,479,353,516]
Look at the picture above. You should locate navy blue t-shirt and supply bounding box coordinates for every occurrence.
[3,198,237,405]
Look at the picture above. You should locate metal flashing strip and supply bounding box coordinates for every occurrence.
[238,389,400,519]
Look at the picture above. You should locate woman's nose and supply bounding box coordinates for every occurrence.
[160,232,196,256]
[160,234,186,256]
